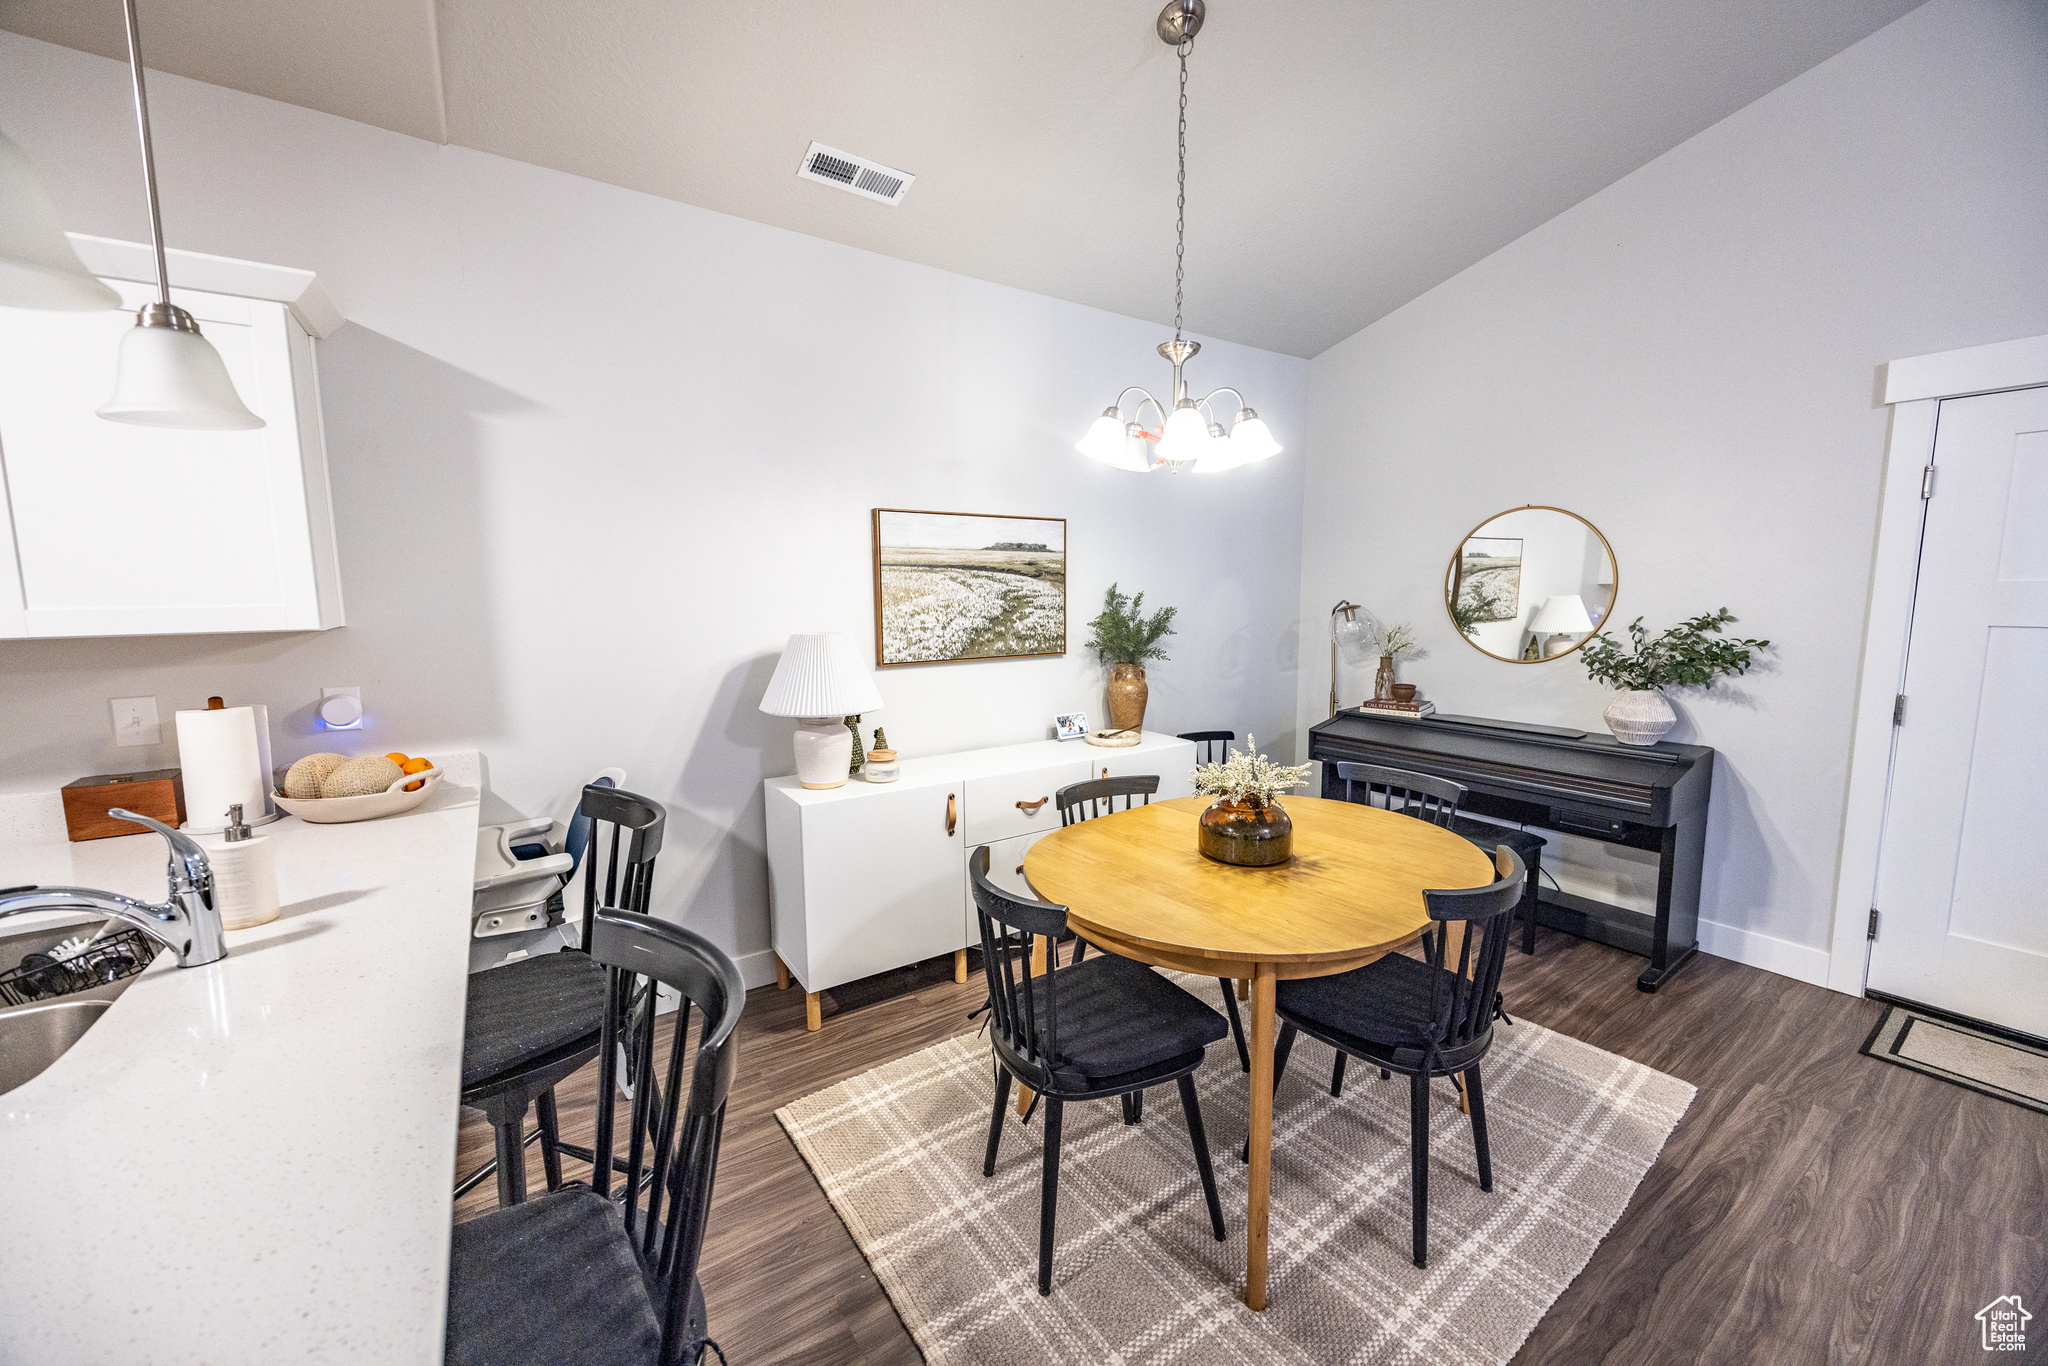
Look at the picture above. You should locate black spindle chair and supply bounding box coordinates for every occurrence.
[971,847,1228,1295]
[1332,760,1466,829]
[1178,730,1236,766]
[457,784,666,1207]
[1266,845,1526,1268]
[1053,774,1252,1087]
[446,910,743,1366]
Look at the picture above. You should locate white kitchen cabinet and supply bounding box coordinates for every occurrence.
[0,239,344,638]
[766,731,1195,1029]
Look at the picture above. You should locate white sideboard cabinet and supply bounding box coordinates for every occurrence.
[765,730,1196,1030]
[0,237,345,638]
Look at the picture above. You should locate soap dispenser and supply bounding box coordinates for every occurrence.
[211,802,280,930]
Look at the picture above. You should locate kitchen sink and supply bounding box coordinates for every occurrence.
[0,919,155,1096]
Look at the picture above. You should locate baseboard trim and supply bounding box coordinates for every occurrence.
[735,947,784,992]
[1697,918,1832,987]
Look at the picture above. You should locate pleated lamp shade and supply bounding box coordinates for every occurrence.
[1529,595,1595,635]
[0,128,121,312]
[760,632,884,718]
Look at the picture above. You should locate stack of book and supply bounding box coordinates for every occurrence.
[1356,698,1437,720]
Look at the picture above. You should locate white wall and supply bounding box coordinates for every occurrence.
[1297,0,2048,985]
[0,33,1308,982]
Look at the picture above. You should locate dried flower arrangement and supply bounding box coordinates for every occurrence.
[1191,736,1314,806]
[1374,621,1425,659]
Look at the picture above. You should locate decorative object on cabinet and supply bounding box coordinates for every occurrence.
[271,766,443,823]
[760,632,885,789]
[1309,709,1714,991]
[1191,736,1312,867]
[872,509,1067,665]
[1370,620,1423,702]
[1328,600,1380,716]
[1446,507,1617,664]
[0,128,122,311]
[846,716,866,775]
[99,0,262,430]
[1053,712,1088,741]
[1390,683,1418,703]
[1084,728,1143,748]
[1579,609,1770,746]
[864,747,900,783]
[0,242,345,639]
[1085,582,1176,732]
[1074,0,1280,477]
[765,732,1196,1031]
[61,769,185,841]
[1529,594,1596,659]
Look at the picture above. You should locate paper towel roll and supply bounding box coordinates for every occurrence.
[176,706,269,834]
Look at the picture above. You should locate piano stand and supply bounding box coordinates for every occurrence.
[1310,711,1715,994]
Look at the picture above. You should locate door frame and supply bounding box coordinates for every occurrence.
[1825,334,2048,996]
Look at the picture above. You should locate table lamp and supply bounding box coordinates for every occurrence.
[1530,594,1595,658]
[1329,600,1380,715]
[760,632,885,789]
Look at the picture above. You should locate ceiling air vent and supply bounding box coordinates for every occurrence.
[797,141,915,206]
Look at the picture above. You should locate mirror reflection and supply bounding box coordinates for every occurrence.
[1445,506,1617,663]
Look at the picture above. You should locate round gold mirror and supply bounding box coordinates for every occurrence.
[1445,506,1617,663]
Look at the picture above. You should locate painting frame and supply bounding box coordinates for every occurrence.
[872,508,1069,667]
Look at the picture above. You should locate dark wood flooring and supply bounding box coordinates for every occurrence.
[453,932,2048,1365]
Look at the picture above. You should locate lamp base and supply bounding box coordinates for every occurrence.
[793,718,854,789]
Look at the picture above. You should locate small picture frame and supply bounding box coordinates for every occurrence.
[1053,712,1089,741]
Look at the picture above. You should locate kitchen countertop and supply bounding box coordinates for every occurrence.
[0,755,481,1365]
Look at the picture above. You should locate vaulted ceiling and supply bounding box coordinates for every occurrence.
[0,0,1925,356]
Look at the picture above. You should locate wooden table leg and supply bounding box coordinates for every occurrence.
[1246,962,1276,1311]
[1016,934,1050,1116]
[1236,977,1250,1001]
[954,947,968,983]
[774,955,791,991]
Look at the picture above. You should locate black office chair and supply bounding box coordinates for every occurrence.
[1051,775,1252,1082]
[446,910,742,1366]
[1178,730,1235,766]
[1267,845,1526,1268]
[457,783,665,1207]
[970,846,1228,1295]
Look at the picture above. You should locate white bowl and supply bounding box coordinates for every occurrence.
[272,767,443,824]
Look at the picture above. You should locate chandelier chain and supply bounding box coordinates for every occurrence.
[1174,37,1189,343]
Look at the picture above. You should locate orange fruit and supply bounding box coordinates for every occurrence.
[384,751,410,765]
[401,755,431,790]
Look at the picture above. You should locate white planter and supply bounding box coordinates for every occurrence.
[1603,689,1677,746]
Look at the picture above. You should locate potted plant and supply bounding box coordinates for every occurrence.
[1579,609,1770,745]
[1191,736,1314,866]
[1371,621,1425,700]
[1084,583,1177,733]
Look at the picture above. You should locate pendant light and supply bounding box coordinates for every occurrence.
[0,128,123,311]
[97,0,264,430]
[1076,0,1278,476]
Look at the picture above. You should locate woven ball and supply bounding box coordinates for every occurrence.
[321,754,405,798]
[283,752,349,800]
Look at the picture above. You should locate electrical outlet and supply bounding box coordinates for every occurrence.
[318,686,363,730]
[110,696,161,747]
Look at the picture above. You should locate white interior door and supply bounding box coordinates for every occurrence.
[1868,385,2048,1036]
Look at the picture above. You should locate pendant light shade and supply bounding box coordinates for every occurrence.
[1156,401,1211,465]
[98,0,264,430]
[1077,410,1128,463]
[0,128,122,312]
[1228,409,1280,462]
[98,307,264,429]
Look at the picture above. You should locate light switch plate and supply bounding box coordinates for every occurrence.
[110,696,161,747]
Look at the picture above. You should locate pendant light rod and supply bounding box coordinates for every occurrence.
[120,0,172,313]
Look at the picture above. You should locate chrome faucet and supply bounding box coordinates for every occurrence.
[0,809,227,967]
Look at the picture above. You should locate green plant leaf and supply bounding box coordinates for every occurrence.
[1084,582,1177,667]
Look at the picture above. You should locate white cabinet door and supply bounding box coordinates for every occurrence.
[963,759,1084,845]
[1868,386,2048,1036]
[0,279,340,637]
[796,778,968,991]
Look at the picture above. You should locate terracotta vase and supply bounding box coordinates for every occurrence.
[1107,663,1149,732]
[1373,655,1397,702]
[1198,796,1294,866]
[1603,689,1677,746]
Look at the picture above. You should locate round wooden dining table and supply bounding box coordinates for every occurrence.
[1022,794,1495,1311]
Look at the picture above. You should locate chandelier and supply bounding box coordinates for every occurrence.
[1077,0,1279,476]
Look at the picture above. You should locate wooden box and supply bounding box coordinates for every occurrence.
[61,770,186,842]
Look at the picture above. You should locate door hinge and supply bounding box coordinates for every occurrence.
[1921,465,1936,499]
[1867,907,1880,941]
[1893,694,1906,726]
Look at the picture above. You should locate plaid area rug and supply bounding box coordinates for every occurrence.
[776,976,1694,1365]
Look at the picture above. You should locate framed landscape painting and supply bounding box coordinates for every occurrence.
[1456,535,1523,622]
[872,509,1067,666]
